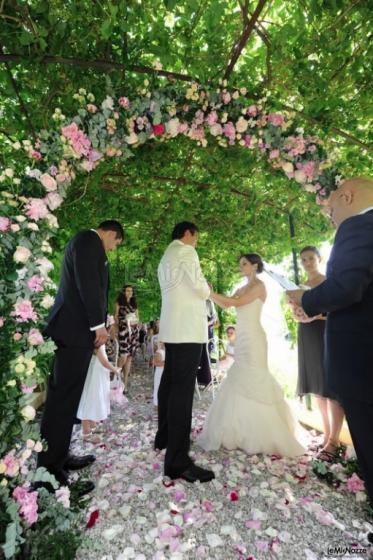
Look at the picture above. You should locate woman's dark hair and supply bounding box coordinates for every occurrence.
[226,325,236,333]
[300,245,321,259]
[240,253,264,274]
[149,320,159,335]
[117,284,137,308]
[98,220,124,240]
[171,221,199,240]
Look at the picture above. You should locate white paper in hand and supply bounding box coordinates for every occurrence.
[264,265,300,290]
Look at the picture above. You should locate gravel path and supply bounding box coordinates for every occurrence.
[75,359,373,560]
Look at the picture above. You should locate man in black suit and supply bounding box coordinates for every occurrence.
[38,220,123,494]
[287,177,373,538]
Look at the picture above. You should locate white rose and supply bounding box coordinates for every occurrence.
[26,439,35,449]
[10,224,20,232]
[34,441,43,453]
[41,295,55,309]
[209,124,223,136]
[294,170,307,183]
[235,117,248,133]
[13,178,21,185]
[13,246,31,263]
[6,379,16,387]
[13,142,21,150]
[166,118,180,137]
[125,132,139,145]
[21,449,32,462]
[21,405,36,422]
[101,96,114,111]
[281,161,294,174]
[5,168,14,178]
[232,90,239,99]
[27,223,39,231]
[16,215,26,223]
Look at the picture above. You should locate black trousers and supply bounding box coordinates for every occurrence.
[341,396,373,505]
[37,345,93,474]
[155,343,203,475]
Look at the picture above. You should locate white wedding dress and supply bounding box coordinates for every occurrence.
[197,298,306,457]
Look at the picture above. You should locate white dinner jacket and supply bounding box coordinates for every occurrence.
[158,239,210,343]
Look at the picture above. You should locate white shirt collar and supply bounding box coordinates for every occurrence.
[90,228,100,236]
[359,207,373,215]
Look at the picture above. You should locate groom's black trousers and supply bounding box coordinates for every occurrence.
[37,344,92,475]
[340,396,373,505]
[155,343,203,475]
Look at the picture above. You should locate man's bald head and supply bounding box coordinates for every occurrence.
[327,176,373,228]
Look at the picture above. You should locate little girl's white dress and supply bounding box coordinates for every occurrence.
[153,348,165,406]
[77,347,111,422]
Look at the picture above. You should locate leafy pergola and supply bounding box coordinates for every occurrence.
[1,0,372,320]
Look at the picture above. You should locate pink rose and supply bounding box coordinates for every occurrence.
[206,111,218,126]
[40,173,57,192]
[30,150,42,161]
[0,217,11,232]
[27,275,44,293]
[268,112,285,127]
[153,123,165,136]
[118,96,130,109]
[13,332,22,341]
[21,383,36,394]
[4,451,20,476]
[178,122,189,134]
[87,104,97,113]
[346,473,365,493]
[28,328,44,346]
[56,173,66,183]
[269,149,280,159]
[13,246,31,264]
[25,198,49,221]
[247,105,257,117]
[222,91,231,104]
[223,121,236,144]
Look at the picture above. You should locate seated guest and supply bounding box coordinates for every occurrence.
[77,345,121,442]
[153,342,165,409]
[295,246,344,461]
[219,325,236,370]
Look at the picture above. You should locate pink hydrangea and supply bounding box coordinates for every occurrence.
[346,473,365,493]
[28,328,44,346]
[61,122,91,157]
[45,192,63,211]
[206,111,218,126]
[301,160,316,180]
[25,198,49,221]
[13,484,38,525]
[27,275,44,293]
[284,135,306,157]
[268,112,285,127]
[188,126,205,142]
[118,96,130,109]
[0,217,11,232]
[223,121,236,144]
[3,450,20,476]
[13,300,37,323]
[21,384,36,394]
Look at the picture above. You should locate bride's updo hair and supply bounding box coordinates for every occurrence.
[240,253,264,274]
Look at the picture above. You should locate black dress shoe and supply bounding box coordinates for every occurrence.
[32,468,69,493]
[166,463,215,483]
[367,532,373,545]
[64,454,96,471]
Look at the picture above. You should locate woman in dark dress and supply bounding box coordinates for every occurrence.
[114,285,140,393]
[296,246,345,461]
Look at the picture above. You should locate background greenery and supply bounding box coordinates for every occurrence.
[1,0,372,320]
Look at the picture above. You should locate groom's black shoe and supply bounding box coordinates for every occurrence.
[165,463,215,483]
[64,453,96,471]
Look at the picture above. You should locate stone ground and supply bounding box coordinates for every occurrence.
[75,358,373,560]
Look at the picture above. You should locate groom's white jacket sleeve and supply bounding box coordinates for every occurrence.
[179,244,211,299]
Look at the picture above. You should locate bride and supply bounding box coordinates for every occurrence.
[197,253,306,457]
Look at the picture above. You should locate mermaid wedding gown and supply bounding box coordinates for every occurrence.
[197,298,306,457]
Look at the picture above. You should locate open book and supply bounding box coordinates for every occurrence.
[264,264,301,291]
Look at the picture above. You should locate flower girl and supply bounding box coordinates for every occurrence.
[77,345,121,441]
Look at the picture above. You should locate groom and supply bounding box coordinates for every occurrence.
[155,221,215,483]
[287,177,373,532]
[38,220,123,494]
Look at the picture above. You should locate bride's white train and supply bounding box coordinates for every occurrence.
[197,257,306,457]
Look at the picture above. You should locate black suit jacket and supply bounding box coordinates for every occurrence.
[302,210,373,403]
[44,230,109,348]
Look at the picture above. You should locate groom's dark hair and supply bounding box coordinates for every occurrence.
[98,220,124,240]
[171,221,199,240]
